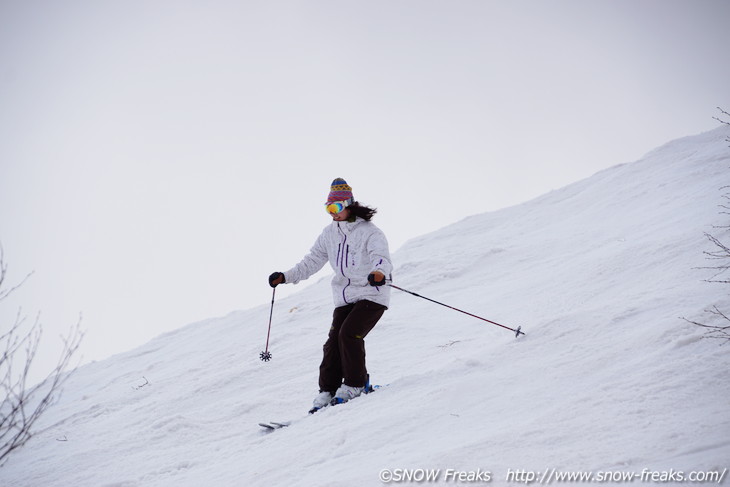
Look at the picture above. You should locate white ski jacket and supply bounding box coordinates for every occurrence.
[283,217,393,308]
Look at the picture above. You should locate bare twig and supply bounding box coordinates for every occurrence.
[713,107,730,145]
[682,307,730,342]
[0,244,34,302]
[132,376,150,391]
[696,232,730,284]
[713,106,730,126]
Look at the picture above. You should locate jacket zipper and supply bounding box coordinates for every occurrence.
[337,223,351,304]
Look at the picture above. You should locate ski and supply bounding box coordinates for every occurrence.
[308,405,325,415]
[259,384,386,432]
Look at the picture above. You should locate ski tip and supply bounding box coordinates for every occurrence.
[259,421,289,431]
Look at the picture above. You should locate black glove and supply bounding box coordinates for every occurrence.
[269,272,285,288]
[367,272,386,286]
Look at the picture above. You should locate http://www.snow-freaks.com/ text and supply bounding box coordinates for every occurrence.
[378,467,728,484]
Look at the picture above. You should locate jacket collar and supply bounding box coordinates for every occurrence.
[334,216,363,231]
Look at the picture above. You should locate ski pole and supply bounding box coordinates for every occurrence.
[387,284,525,337]
[260,287,276,361]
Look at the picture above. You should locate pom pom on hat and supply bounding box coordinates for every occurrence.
[327,178,354,204]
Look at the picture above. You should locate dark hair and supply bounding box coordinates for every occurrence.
[349,201,377,221]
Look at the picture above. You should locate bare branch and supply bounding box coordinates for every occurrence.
[0,247,84,466]
[687,181,730,342]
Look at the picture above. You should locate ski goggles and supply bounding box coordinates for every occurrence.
[325,200,351,214]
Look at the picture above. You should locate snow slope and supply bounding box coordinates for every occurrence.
[2,127,729,487]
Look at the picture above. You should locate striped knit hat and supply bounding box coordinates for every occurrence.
[327,178,354,204]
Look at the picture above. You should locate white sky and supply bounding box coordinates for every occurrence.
[2,0,729,384]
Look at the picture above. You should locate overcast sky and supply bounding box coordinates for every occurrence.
[2,0,729,383]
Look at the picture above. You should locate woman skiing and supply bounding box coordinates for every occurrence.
[269,178,393,412]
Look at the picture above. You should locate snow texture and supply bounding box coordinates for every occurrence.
[2,127,729,486]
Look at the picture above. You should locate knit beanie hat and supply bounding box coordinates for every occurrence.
[327,178,354,204]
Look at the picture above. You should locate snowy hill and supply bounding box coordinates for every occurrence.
[3,127,729,486]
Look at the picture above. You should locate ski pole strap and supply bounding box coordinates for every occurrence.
[387,284,525,337]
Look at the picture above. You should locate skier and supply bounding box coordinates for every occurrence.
[269,178,393,411]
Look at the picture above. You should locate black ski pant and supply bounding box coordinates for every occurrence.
[319,300,386,393]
